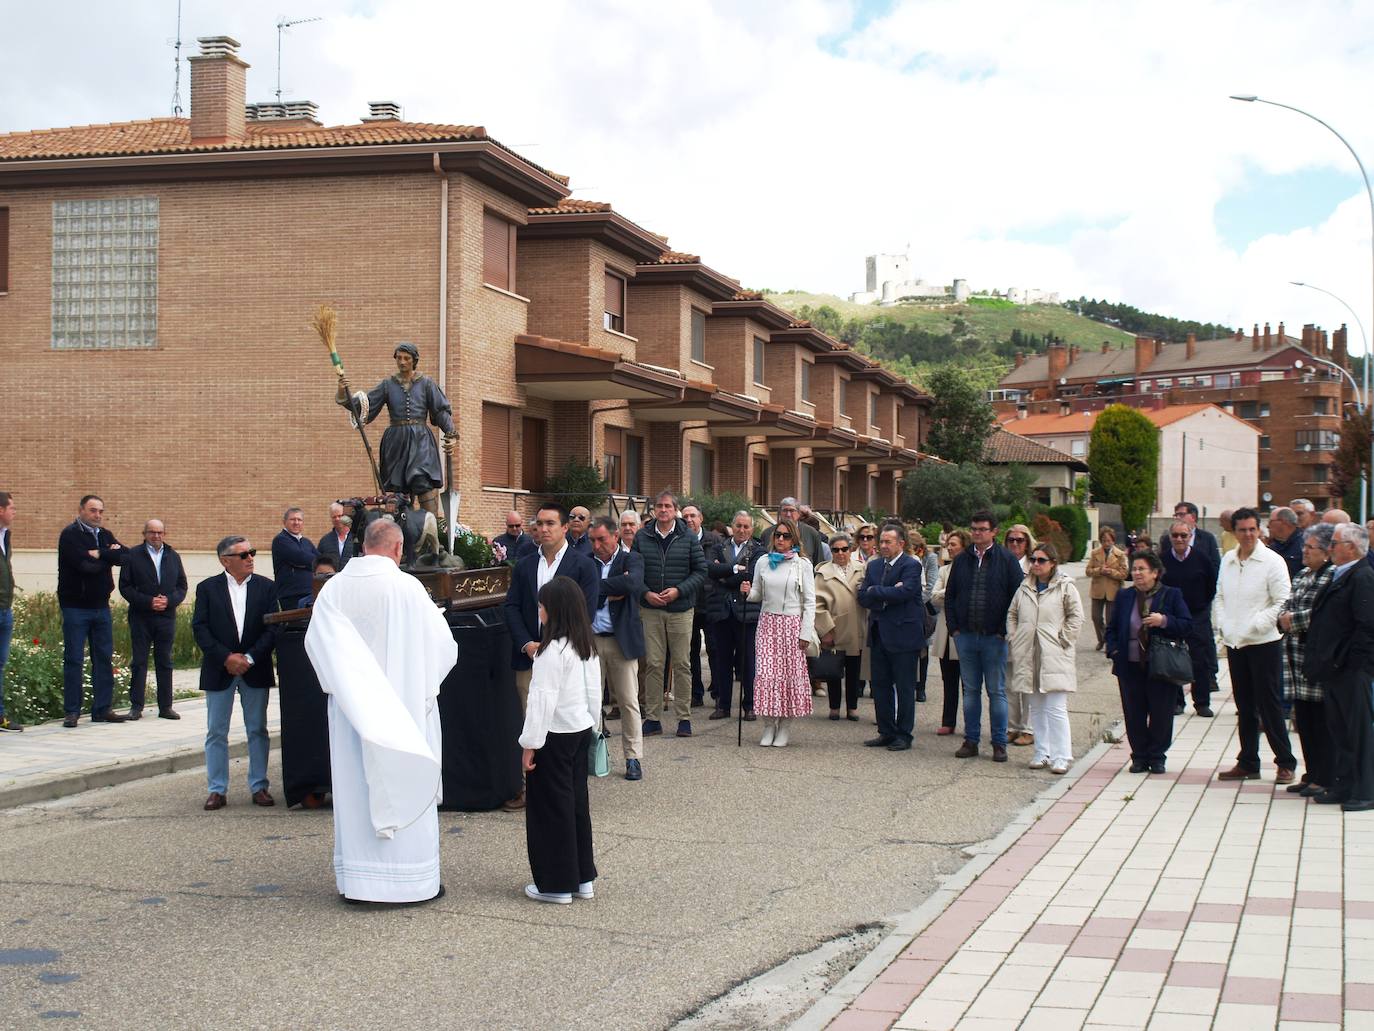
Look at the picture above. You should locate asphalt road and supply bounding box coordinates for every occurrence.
[0,584,1122,1030]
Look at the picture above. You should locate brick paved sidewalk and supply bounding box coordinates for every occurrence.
[806,679,1374,1031]
[0,669,281,807]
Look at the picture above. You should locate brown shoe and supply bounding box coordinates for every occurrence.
[501,790,527,812]
[204,792,227,811]
[992,745,1008,763]
[1275,767,1296,785]
[955,740,979,758]
[1011,732,1034,747]
[252,789,276,807]
[1217,765,1259,781]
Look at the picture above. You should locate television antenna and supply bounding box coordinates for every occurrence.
[168,0,184,117]
[276,14,323,103]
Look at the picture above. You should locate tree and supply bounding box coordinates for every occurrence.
[1332,407,1370,513]
[900,462,993,526]
[1088,405,1159,530]
[924,367,996,465]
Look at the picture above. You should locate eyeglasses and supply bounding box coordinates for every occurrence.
[1170,532,1190,539]
[1029,556,1052,565]
[506,523,522,530]
[225,549,256,560]
[971,526,993,533]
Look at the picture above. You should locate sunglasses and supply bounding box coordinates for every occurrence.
[1029,556,1052,565]
[506,523,523,529]
[1170,532,1190,539]
[226,549,256,559]
[858,534,875,540]
[832,545,850,553]
[775,532,793,540]
[570,514,588,521]
[1006,536,1027,544]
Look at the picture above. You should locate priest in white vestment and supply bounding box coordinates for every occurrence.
[304,519,457,904]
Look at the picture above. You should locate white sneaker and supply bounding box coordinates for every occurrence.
[773,719,790,747]
[1028,756,1050,770]
[760,720,776,747]
[575,881,594,900]
[1050,761,1070,775]
[524,884,572,904]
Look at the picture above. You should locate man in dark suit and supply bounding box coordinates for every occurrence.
[500,503,599,810]
[271,507,318,610]
[1161,518,1220,717]
[118,518,188,720]
[1266,507,1304,578]
[316,502,356,571]
[857,524,925,751]
[1172,501,1221,569]
[192,535,276,811]
[706,510,766,720]
[589,516,646,781]
[57,494,128,727]
[1305,522,1374,811]
[566,506,594,556]
[681,503,723,706]
[492,509,536,562]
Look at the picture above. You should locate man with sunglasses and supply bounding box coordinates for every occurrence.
[566,507,594,557]
[1161,520,1219,717]
[944,510,1024,762]
[192,536,277,811]
[493,510,536,562]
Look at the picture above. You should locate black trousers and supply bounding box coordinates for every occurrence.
[710,618,756,713]
[1293,699,1331,787]
[1226,640,1295,772]
[1324,672,1374,801]
[525,729,597,895]
[823,654,863,712]
[939,658,962,730]
[917,652,929,692]
[870,629,916,744]
[1176,615,1217,709]
[1117,662,1175,764]
[128,610,176,713]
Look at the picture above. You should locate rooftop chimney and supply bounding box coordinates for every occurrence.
[1185,332,1196,360]
[1069,345,1081,365]
[188,36,248,143]
[1155,339,1165,356]
[1134,336,1155,377]
[363,101,402,121]
[1234,327,1244,342]
[1263,322,1272,350]
[1016,404,1028,420]
[1334,325,1349,368]
[1252,323,1260,351]
[1302,324,1314,350]
[246,100,321,127]
[1013,351,1025,369]
[1046,342,1069,394]
[1101,341,1111,353]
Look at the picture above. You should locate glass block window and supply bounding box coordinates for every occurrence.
[51,197,159,349]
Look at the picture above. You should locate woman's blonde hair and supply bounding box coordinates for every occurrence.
[772,518,808,560]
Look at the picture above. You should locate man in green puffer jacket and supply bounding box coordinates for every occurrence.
[633,491,707,739]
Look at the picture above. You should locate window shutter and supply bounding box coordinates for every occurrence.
[691,309,706,362]
[604,271,625,331]
[482,404,511,484]
[483,211,510,290]
[0,208,9,293]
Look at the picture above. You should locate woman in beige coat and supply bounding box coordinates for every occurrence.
[1007,542,1084,774]
[1085,526,1128,651]
[929,529,971,736]
[814,533,866,721]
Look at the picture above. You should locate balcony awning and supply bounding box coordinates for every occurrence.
[875,445,921,470]
[709,404,817,439]
[629,384,762,424]
[515,334,687,401]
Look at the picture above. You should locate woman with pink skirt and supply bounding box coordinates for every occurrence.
[743,518,817,747]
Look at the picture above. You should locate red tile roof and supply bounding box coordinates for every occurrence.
[0,116,569,184]
[999,402,1259,437]
[528,198,612,214]
[983,427,1086,467]
[643,249,703,265]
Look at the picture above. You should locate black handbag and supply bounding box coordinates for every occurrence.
[923,602,938,640]
[807,648,846,681]
[1147,634,1193,685]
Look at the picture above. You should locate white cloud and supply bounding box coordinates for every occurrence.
[3,0,1372,347]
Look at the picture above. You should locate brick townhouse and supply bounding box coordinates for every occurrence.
[0,35,930,552]
[993,323,1355,510]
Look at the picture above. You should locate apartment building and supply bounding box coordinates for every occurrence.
[0,35,930,549]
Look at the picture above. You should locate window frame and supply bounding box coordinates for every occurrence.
[753,336,766,386]
[690,308,706,363]
[482,210,517,293]
[603,269,627,334]
[481,403,515,486]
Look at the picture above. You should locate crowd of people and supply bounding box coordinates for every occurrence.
[4,485,1372,911]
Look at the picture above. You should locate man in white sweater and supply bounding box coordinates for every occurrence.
[1214,507,1296,784]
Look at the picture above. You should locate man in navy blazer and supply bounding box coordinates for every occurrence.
[118,518,188,720]
[857,524,925,751]
[192,535,277,811]
[588,516,646,780]
[271,507,318,610]
[316,502,356,572]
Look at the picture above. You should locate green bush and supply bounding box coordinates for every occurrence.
[920,524,944,547]
[900,462,992,525]
[684,491,761,532]
[2,636,134,725]
[539,458,611,513]
[15,592,201,670]
[448,523,494,569]
[1047,504,1091,561]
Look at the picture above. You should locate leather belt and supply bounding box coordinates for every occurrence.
[391,419,427,426]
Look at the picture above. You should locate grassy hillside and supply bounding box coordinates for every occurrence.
[767,292,1137,351]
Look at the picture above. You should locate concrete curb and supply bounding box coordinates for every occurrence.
[790,737,1115,1031]
[0,732,283,809]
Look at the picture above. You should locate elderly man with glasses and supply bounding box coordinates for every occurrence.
[492,510,536,562]
[1161,520,1220,717]
[566,506,594,556]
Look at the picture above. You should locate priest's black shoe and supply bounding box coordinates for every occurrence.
[1130,761,1148,773]
[864,736,895,748]
[1343,799,1374,813]
[1313,791,1347,805]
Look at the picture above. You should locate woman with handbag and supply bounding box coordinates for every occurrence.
[1007,542,1084,774]
[519,576,603,904]
[929,529,970,736]
[1105,551,1192,774]
[744,518,817,747]
[814,533,865,721]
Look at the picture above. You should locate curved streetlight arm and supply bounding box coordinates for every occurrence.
[1290,281,1371,357]
[1294,355,1365,411]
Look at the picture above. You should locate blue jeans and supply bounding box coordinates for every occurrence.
[205,677,270,796]
[61,606,115,716]
[0,607,12,718]
[958,632,1008,747]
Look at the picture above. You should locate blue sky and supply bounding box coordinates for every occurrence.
[1215,166,1365,252]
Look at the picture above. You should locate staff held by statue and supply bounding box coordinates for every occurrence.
[311,305,385,498]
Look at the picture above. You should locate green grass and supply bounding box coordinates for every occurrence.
[768,292,1137,352]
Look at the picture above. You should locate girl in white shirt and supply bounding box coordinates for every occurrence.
[519,576,603,904]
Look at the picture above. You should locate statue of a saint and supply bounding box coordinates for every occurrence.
[338,342,457,521]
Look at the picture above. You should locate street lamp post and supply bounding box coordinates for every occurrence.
[1231,94,1374,520]
[1291,281,1372,522]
